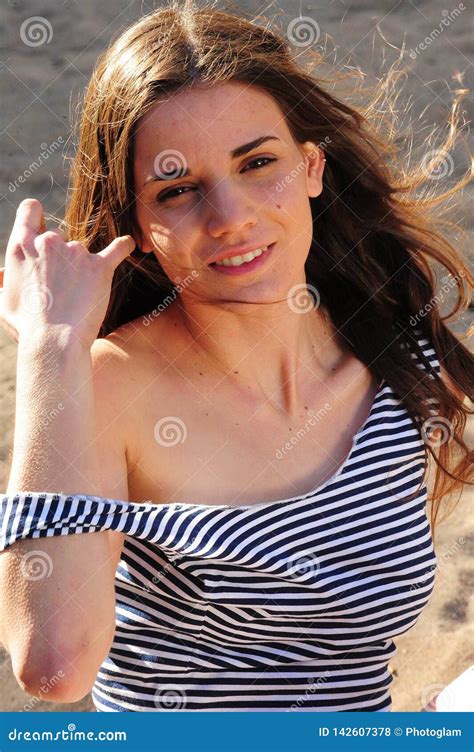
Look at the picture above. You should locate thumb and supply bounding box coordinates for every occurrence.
[99,235,136,267]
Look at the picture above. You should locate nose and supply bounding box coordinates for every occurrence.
[205,182,258,238]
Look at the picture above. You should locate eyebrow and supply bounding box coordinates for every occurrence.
[142,135,281,187]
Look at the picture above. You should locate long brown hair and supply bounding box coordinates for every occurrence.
[64,0,473,539]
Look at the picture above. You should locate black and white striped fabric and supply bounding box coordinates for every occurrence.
[0,330,441,712]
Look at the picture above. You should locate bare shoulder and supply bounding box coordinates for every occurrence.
[91,304,180,366]
[90,308,181,464]
[90,320,145,365]
[89,321,151,453]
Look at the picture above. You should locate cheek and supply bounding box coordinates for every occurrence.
[265,168,309,215]
[149,227,196,271]
[139,208,174,249]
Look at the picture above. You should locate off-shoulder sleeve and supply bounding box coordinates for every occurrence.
[0,492,166,553]
[409,326,441,378]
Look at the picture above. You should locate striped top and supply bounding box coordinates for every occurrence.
[0,329,441,712]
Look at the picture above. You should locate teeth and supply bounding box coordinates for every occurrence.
[215,246,268,267]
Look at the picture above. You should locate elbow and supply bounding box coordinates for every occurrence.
[16,664,92,704]
[12,635,111,704]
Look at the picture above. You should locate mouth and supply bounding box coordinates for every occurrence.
[208,243,276,275]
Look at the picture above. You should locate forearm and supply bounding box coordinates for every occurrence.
[0,532,116,702]
[2,330,116,700]
[7,330,100,495]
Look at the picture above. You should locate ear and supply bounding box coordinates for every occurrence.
[302,141,325,199]
[132,231,154,255]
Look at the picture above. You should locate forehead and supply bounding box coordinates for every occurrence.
[133,81,289,166]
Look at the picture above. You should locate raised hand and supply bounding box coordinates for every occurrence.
[0,198,135,348]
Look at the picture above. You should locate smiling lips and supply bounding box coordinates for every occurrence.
[214,246,269,267]
[209,243,275,275]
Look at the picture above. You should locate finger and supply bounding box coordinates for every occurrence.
[45,226,67,241]
[13,198,46,236]
[7,198,46,258]
[33,229,67,251]
[98,235,136,267]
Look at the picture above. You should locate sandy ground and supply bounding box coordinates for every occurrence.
[0,0,472,712]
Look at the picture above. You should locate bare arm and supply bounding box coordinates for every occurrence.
[0,198,134,703]
[0,334,129,703]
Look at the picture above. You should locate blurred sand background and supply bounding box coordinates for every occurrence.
[0,0,472,712]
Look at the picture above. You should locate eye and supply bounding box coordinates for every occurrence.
[156,185,193,203]
[242,156,277,171]
[155,157,277,203]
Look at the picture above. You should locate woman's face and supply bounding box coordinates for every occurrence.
[133,81,324,303]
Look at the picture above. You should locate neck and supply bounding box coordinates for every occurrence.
[175,295,347,418]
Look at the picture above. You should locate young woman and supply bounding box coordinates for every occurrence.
[0,1,472,713]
